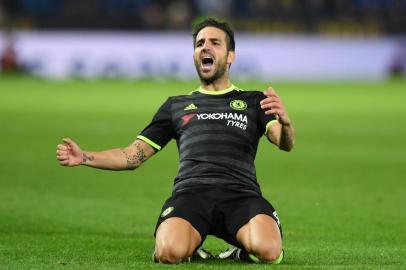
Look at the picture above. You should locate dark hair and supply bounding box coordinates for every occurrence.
[192,18,235,52]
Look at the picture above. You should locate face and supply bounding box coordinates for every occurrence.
[193,27,235,84]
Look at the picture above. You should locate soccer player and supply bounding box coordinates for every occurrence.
[56,18,295,264]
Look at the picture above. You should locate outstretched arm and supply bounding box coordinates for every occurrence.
[260,87,295,152]
[56,138,155,170]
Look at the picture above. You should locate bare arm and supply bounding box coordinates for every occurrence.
[266,121,295,152]
[56,138,155,170]
[260,87,295,151]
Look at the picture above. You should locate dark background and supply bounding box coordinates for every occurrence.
[0,0,405,34]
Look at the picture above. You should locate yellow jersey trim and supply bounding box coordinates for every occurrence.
[189,84,244,95]
[265,120,279,135]
[137,135,162,151]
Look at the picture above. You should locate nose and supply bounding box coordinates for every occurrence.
[201,41,211,51]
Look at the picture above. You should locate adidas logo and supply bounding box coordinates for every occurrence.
[184,103,198,110]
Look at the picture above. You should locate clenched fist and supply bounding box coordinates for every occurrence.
[56,138,83,166]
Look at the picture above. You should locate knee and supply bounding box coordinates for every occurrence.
[155,243,191,264]
[248,241,282,263]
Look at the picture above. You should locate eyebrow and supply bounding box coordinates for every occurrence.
[196,37,222,44]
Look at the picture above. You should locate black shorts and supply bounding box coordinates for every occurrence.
[154,185,282,248]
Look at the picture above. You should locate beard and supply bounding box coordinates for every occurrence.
[194,57,228,85]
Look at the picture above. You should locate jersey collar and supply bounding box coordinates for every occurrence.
[197,84,237,95]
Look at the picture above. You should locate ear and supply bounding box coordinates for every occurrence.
[227,51,235,65]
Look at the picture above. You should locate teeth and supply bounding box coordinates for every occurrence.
[202,55,213,60]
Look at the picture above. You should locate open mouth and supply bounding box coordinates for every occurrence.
[201,56,214,72]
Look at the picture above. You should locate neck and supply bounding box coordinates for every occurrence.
[200,77,232,91]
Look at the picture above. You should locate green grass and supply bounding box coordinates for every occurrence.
[0,76,405,269]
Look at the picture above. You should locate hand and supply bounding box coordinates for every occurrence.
[56,138,83,166]
[260,86,291,126]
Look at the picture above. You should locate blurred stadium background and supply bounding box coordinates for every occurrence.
[1,0,406,79]
[0,1,405,269]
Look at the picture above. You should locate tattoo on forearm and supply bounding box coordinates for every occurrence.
[83,153,95,163]
[121,141,147,168]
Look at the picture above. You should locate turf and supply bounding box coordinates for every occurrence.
[0,76,405,269]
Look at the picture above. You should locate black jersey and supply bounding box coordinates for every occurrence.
[138,85,277,194]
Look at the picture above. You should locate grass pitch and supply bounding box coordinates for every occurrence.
[0,76,405,269]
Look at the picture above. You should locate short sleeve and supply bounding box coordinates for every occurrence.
[137,98,173,151]
[256,93,278,135]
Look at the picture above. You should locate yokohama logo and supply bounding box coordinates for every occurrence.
[196,112,248,123]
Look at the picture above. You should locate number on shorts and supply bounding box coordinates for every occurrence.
[272,211,280,226]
